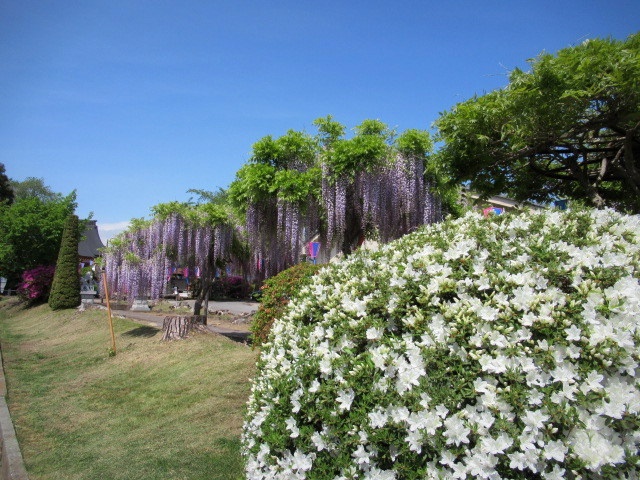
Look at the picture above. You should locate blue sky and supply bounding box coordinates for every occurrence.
[1,1,638,241]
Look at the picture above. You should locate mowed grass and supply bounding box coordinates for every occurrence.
[0,299,258,480]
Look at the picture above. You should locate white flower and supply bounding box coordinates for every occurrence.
[370,345,389,370]
[443,416,470,446]
[522,409,549,433]
[389,276,406,288]
[366,326,384,340]
[464,448,498,478]
[352,444,371,465]
[291,449,314,471]
[508,452,527,470]
[543,439,567,461]
[342,297,368,317]
[477,305,499,322]
[291,388,303,413]
[319,356,332,375]
[285,417,299,438]
[435,404,449,418]
[439,450,457,467]
[419,392,432,408]
[528,390,543,405]
[478,353,509,374]
[243,209,640,480]
[542,465,565,480]
[405,429,423,453]
[390,405,410,423]
[565,324,581,341]
[336,389,355,411]
[480,433,513,454]
[311,431,327,451]
[309,379,320,393]
[363,467,396,480]
[368,408,388,428]
[476,276,491,290]
[569,428,625,471]
[395,353,425,394]
[598,376,637,419]
[550,362,577,384]
[473,378,494,394]
[408,409,441,434]
[512,285,536,310]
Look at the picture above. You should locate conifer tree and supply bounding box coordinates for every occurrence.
[48,214,80,310]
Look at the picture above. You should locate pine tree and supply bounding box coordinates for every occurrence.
[48,214,80,310]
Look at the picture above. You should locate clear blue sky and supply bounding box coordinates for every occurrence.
[1,1,638,240]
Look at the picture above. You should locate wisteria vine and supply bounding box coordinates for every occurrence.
[231,118,446,280]
[102,206,235,302]
[322,152,442,251]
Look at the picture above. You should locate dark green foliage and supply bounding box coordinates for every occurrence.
[48,215,81,310]
[435,33,640,212]
[0,163,14,204]
[251,130,317,169]
[186,187,229,206]
[10,177,59,202]
[325,133,389,178]
[251,263,321,347]
[394,129,433,157]
[313,115,345,147]
[0,193,77,286]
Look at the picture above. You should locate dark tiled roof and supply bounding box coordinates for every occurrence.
[78,220,105,258]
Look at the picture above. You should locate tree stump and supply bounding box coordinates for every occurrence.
[161,315,206,341]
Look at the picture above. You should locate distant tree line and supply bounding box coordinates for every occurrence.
[0,167,77,290]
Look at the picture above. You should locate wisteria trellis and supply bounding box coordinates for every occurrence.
[106,119,445,295]
[102,212,234,301]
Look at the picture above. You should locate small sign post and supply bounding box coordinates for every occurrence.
[101,270,116,355]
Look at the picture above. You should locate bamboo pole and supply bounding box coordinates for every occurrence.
[101,271,116,355]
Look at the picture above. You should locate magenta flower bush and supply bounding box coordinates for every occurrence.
[17,265,56,303]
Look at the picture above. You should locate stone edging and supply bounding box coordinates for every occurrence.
[0,344,29,479]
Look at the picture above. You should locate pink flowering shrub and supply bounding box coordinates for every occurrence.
[211,275,248,299]
[17,266,56,304]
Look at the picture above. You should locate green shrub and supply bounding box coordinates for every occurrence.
[48,214,80,310]
[243,208,640,479]
[250,262,321,347]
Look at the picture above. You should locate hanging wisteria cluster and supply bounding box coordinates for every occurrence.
[230,131,322,280]
[233,119,445,280]
[322,152,442,251]
[244,194,323,280]
[102,212,234,301]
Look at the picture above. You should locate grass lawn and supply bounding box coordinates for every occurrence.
[0,299,258,480]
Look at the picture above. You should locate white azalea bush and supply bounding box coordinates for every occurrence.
[242,209,640,480]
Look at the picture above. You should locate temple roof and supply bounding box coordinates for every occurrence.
[78,220,105,258]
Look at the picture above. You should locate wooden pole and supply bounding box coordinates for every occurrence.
[101,271,116,355]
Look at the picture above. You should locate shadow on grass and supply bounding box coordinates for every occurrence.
[122,326,160,338]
